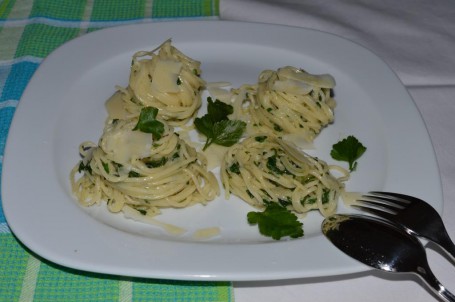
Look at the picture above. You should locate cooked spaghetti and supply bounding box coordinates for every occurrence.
[71,38,350,226]
[221,135,348,217]
[105,39,205,126]
[70,117,219,217]
[231,66,336,143]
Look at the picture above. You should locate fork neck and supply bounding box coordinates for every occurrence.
[416,263,455,302]
[433,231,455,263]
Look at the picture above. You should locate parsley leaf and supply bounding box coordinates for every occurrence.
[193,115,214,139]
[207,97,233,121]
[132,107,165,140]
[247,203,304,240]
[194,98,246,150]
[212,120,246,147]
[330,135,367,171]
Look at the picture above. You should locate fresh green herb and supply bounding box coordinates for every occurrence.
[278,197,292,207]
[77,162,85,173]
[132,107,165,140]
[128,171,141,178]
[273,124,283,132]
[322,189,330,204]
[78,161,92,174]
[301,195,317,205]
[266,155,291,175]
[262,199,272,206]
[207,97,233,121]
[255,136,267,142]
[102,161,109,173]
[194,98,246,150]
[330,135,367,171]
[137,209,147,215]
[193,115,213,139]
[267,156,283,175]
[211,120,246,146]
[145,157,167,168]
[229,162,241,174]
[260,189,272,200]
[247,203,303,240]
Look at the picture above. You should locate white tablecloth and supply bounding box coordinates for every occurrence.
[220,1,455,301]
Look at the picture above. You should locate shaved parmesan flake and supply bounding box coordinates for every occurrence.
[278,67,336,88]
[151,59,183,93]
[100,120,154,164]
[272,79,313,95]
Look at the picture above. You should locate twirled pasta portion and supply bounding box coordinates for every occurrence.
[231,66,336,143]
[106,40,205,126]
[71,118,219,217]
[221,135,348,217]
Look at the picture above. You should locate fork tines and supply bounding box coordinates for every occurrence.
[352,191,412,217]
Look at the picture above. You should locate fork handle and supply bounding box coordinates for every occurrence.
[432,229,455,263]
[417,265,455,302]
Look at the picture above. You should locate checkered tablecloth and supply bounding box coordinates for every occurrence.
[0,1,233,301]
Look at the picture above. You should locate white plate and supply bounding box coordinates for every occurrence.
[2,21,442,281]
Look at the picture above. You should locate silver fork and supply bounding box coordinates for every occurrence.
[353,191,455,261]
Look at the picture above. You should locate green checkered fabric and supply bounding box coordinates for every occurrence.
[0,1,232,301]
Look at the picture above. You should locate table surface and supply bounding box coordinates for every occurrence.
[1,1,455,301]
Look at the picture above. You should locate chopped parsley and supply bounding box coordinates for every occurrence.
[297,175,316,185]
[266,155,290,176]
[255,135,267,142]
[102,161,109,173]
[273,124,283,132]
[78,161,92,174]
[128,171,141,178]
[137,209,147,215]
[322,189,330,204]
[330,135,367,172]
[172,152,180,160]
[267,156,283,175]
[301,195,317,205]
[229,162,241,174]
[145,157,167,168]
